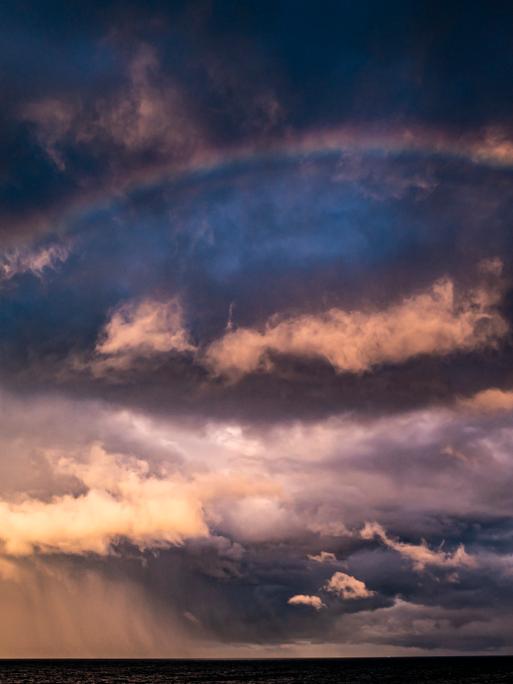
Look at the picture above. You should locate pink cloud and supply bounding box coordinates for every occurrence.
[324,572,375,600]
[288,594,325,610]
[206,271,507,379]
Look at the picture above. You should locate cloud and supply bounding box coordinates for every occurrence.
[8,40,211,248]
[288,594,325,610]
[216,497,296,543]
[4,1,513,657]
[23,44,200,168]
[206,273,507,379]
[324,571,375,600]
[0,381,512,652]
[335,598,484,651]
[361,522,475,572]
[459,388,513,414]
[308,551,337,563]
[0,443,280,557]
[21,98,76,171]
[0,444,206,556]
[94,298,195,371]
[92,44,197,156]
[0,243,70,282]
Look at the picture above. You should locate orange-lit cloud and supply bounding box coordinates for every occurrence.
[0,443,280,557]
[94,297,195,372]
[288,594,325,610]
[361,522,475,572]
[206,274,507,379]
[458,388,513,414]
[324,572,375,600]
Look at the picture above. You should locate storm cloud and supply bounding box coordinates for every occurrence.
[2,0,513,657]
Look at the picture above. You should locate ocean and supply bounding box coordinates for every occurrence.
[0,658,512,683]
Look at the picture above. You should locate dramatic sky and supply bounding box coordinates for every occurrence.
[2,0,513,657]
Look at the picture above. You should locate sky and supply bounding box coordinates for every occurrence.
[2,0,513,657]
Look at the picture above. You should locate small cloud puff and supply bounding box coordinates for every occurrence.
[324,572,375,600]
[288,594,325,610]
[94,297,195,372]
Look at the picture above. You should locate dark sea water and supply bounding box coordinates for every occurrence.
[0,658,512,684]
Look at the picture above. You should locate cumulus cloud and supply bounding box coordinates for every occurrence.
[5,0,513,657]
[2,386,512,553]
[216,496,296,543]
[361,522,475,572]
[206,274,507,379]
[0,444,206,556]
[0,443,280,557]
[94,298,195,371]
[288,594,325,610]
[0,378,512,652]
[324,572,375,600]
[0,243,70,282]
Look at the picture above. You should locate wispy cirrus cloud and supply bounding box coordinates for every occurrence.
[0,243,70,283]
